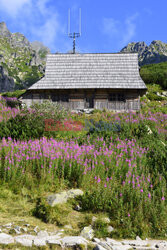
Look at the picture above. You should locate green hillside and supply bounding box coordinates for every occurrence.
[140,61,167,89]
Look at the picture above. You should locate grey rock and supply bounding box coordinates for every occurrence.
[102,217,111,224]
[122,239,148,247]
[37,230,49,237]
[146,125,153,134]
[0,22,49,92]
[33,237,46,246]
[34,226,39,234]
[0,233,14,244]
[14,228,21,234]
[110,246,131,250]
[106,238,122,246]
[121,40,167,66]
[61,236,88,247]
[74,204,82,211]
[24,224,30,227]
[47,189,84,206]
[0,22,11,38]
[14,235,35,247]
[46,235,62,240]
[80,225,94,240]
[155,241,167,249]
[136,236,142,241]
[98,241,111,250]
[162,91,167,97]
[67,189,84,198]
[22,227,28,232]
[94,244,108,250]
[107,226,114,233]
[3,223,13,228]
[46,238,62,246]
[47,191,68,206]
[0,66,15,92]
[93,238,101,243]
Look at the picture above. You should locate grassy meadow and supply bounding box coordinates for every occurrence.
[0,85,167,239]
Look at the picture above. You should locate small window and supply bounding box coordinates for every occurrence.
[118,94,125,102]
[61,95,69,102]
[109,94,116,101]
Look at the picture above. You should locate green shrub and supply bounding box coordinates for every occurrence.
[146,92,165,101]
[0,101,69,140]
[140,62,167,89]
[93,219,109,238]
[32,197,70,225]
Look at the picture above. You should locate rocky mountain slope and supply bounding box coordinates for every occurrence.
[0,22,50,92]
[121,40,167,66]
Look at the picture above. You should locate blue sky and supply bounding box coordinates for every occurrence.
[0,0,166,53]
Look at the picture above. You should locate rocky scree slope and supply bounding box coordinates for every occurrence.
[0,22,50,92]
[121,40,167,66]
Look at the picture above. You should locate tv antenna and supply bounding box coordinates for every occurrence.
[68,8,81,54]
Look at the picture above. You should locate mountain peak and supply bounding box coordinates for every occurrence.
[0,22,11,38]
[121,40,167,65]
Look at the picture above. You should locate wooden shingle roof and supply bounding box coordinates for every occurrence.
[29,53,147,90]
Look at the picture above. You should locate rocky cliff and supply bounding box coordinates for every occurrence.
[0,22,50,92]
[121,40,167,66]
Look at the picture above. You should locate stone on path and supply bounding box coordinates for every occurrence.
[14,234,35,247]
[61,236,88,248]
[0,233,14,245]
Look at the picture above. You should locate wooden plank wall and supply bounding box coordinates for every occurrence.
[21,89,140,111]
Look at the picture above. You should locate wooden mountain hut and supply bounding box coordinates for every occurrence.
[20,53,147,111]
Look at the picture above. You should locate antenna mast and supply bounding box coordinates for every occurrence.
[68,8,81,54]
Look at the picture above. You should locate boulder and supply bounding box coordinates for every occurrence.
[14,235,35,247]
[155,241,167,249]
[67,189,84,198]
[102,217,111,224]
[33,238,47,246]
[0,233,14,245]
[61,236,88,247]
[37,230,49,237]
[107,226,114,233]
[80,225,94,240]
[94,244,107,250]
[47,189,84,206]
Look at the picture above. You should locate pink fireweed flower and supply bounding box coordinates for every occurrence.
[104,183,107,188]
[161,197,165,201]
[140,189,143,193]
[97,177,101,183]
[120,193,123,197]
[128,213,130,217]
[148,193,151,199]
[94,176,97,180]
[106,177,109,182]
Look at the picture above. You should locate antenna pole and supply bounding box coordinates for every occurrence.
[68,9,70,35]
[73,32,75,54]
[79,8,81,36]
[68,8,81,54]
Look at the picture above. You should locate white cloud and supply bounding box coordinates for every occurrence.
[0,0,31,16]
[122,13,139,45]
[0,0,65,52]
[102,13,139,48]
